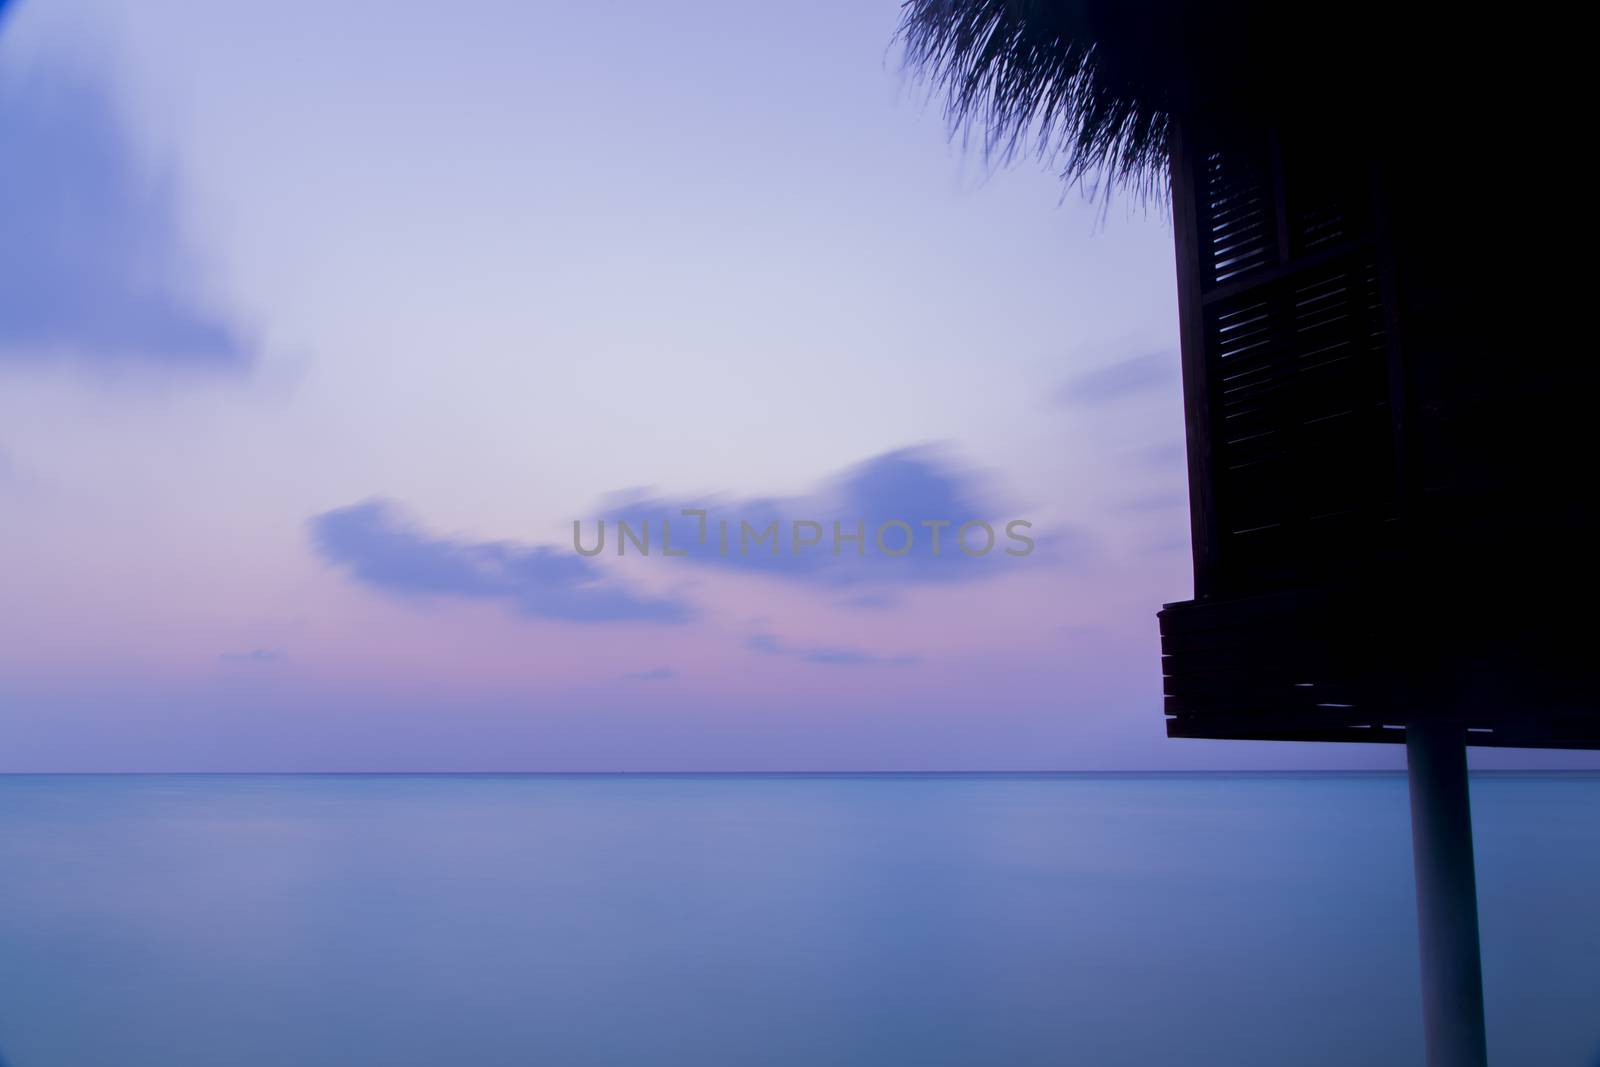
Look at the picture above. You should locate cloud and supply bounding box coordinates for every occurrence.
[219,649,285,664]
[622,666,676,682]
[839,591,898,610]
[0,62,247,369]
[593,446,1071,588]
[747,632,920,668]
[310,499,691,624]
[1055,352,1175,406]
[309,447,1077,630]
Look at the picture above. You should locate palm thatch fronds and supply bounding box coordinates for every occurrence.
[897,1,1469,204]
[897,1,1182,202]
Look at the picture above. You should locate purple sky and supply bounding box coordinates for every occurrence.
[1,0,1590,771]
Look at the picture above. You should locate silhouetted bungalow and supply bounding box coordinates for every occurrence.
[901,3,1593,1064]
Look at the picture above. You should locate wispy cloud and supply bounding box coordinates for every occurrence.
[310,499,691,624]
[596,446,1073,588]
[219,649,285,664]
[839,591,898,610]
[309,448,1075,630]
[747,632,920,668]
[622,666,676,682]
[1055,352,1175,406]
[0,63,247,369]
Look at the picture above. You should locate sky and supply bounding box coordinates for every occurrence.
[0,0,1588,771]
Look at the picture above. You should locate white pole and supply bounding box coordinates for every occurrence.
[1407,721,1489,1067]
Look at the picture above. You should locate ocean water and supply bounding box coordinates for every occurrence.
[0,774,1594,1067]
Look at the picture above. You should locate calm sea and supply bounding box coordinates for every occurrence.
[0,773,1594,1066]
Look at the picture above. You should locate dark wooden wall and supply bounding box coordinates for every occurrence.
[1161,117,1597,749]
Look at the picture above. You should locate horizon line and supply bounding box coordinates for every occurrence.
[3,769,1597,778]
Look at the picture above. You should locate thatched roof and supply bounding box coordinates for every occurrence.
[896,1,1481,202]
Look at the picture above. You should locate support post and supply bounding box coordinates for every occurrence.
[1406,721,1488,1067]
